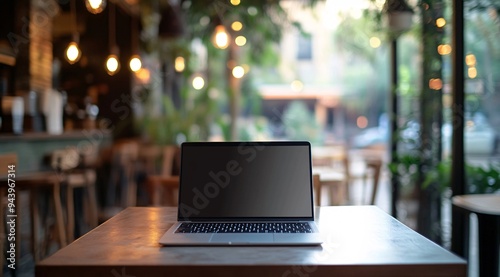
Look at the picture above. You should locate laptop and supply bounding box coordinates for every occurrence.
[159,141,323,246]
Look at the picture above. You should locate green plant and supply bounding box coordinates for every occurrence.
[388,153,421,196]
[138,86,217,145]
[424,160,500,194]
[282,101,323,144]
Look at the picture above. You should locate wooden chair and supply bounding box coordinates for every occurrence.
[343,150,383,205]
[144,146,180,206]
[52,147,99,242]
[312,170,347,206]
[107,139,140,208]
[313,174,322,206]
[0,152,67,263]
[312,144,348,205]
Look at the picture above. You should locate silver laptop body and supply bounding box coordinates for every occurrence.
[159,141,323,246]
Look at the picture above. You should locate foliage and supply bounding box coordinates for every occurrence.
[282,101,323,144]
[423,160,500,194]
[388,153,421,195]
[138,85,218,145]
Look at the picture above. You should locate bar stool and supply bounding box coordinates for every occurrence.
[0,153,67,264]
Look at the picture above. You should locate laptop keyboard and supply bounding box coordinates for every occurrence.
[175,222,313,233]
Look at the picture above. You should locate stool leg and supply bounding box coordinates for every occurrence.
[29,189,40,262]
[52,182,67,248]
[86,182,99,229]
[370,164,381,205]
[66,186,75,242]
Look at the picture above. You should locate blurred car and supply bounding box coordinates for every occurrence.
[353,113,497,156]
[442,113,497,156]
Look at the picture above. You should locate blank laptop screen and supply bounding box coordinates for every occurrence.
[178,142,313,220]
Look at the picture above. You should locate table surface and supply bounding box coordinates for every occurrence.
[452,194,500,215]
[37,206,466,277]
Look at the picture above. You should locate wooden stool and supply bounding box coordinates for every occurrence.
[1,153,67,263]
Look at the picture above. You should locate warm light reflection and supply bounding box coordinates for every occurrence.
[212,25,230,49]
[235,36,247,46]
[436,17,446,28]
[232,66,245,79]
[465,54,476,67]
[357,116,368,129]
[231,21,243,31]
[468,67,477,79]
[437,44,452,55]
[65,41,81,64]
[291,80,303,92]
[175,56,185,72]
[129,55,142,72]
[369,37,381,48]
[85,0,106,14]
[192,76,205,90]
[230,0,241,6]
[106,54,120,75]
[135,68,150,84]
[428,78,443,90]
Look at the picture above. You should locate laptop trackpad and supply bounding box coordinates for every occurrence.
[210,234,273,244]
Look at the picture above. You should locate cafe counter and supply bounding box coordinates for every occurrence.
[0,130,112,173]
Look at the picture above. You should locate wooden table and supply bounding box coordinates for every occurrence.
[452,194,500,277]
[36,206,466,276]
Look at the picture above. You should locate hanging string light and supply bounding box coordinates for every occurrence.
[129,15,142,72]
[65,0,81,64]
[85,0,106,14]
[105,2,120,75]
[212,25,230,49]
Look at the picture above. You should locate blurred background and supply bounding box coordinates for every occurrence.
[1,0,500,276]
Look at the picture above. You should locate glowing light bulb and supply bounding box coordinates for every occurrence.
[231,21,243,31]
[175,56,185,72]
[235,36,247,46]
[192,76,205,90]
[129,55,142,72]
[212,25,229,49]
[85,0,106,14]
[465,54,476,67]
[65,41,81,64]
[232,66,245,79]
[468,67,477,79]
[106,54,120,75]
[369,37,381,48]
[436,17,446,28]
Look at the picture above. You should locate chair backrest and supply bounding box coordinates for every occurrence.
[160,145,179,177]
[312,174,321,206]
[0,153,18,178]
